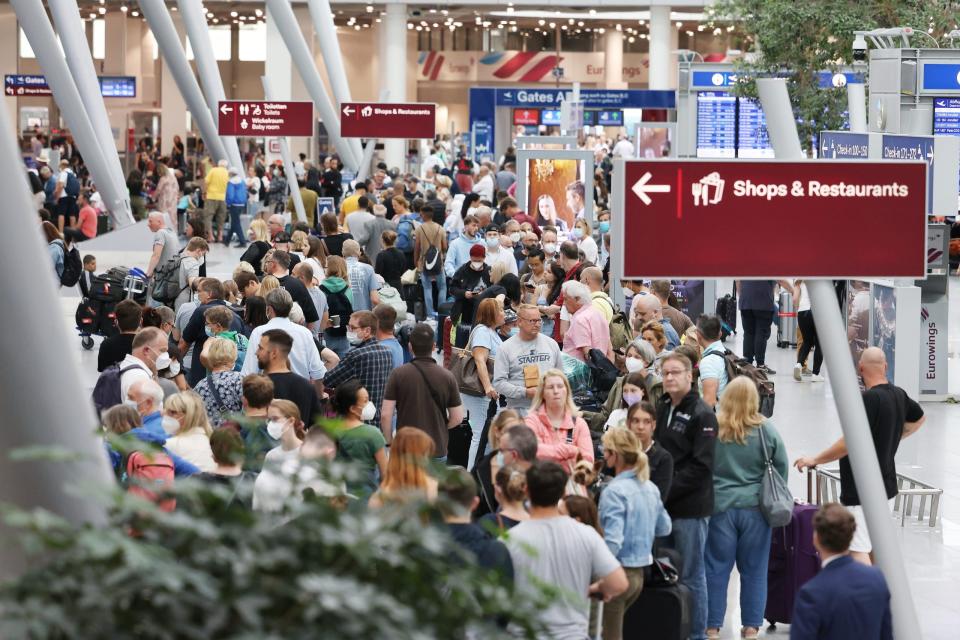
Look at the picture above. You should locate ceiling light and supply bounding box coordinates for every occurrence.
[415,25,422,31]
[98,6,106,14]
[568,18,574,24]
[675,21,683,27]
[206,12,213,18]
[255,9,263,17]
[89,12,96,18]
[628,36,635,43]
[120,5,128,12]
[577,21,584,27]
[507,6,514,13]
[589,9,596,15]
[639,20,646,25]
[230,11,238,18]
[131,10,139,17]
[355,24,361,30]
[561,25,567,30]
[454,22,462,27]
[366,5,374,12]
[538,19,545,26]
[549,21,556,28]
[686,30,694,36]
[429,8,436,12]
[616,23,622,31]
[407,23,413,29]
[442,9,448,15]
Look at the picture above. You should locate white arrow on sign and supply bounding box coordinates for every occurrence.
[220,103,232,115]
[343,105,354,117]
[631,171,671,205]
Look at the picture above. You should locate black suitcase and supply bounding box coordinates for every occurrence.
[623,581,692,640]
[97,301,119,337]
[89,272,126,303]
[75,298,100,333]
[96,214,111,235]
[403,282,423,316]
[445,416,472,467]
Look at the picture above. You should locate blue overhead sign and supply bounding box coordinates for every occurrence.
[99,76,136,98]
[691,70,738,89]
[493,88,675,109]
[819,131,868,159]
[882,134,934,213]
[922,64,960,91]
[4,74,50,96]
[816,71,865,88]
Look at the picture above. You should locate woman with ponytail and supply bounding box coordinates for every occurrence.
[597,427,672,640]
[477,463,529,533]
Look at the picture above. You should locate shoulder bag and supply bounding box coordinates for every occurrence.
[450,326,495,397]
[206,372,230,422]
[758,422,793,527]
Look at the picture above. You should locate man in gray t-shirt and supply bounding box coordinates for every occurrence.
[493,304,562,415]
[146,211,181,305]
[507,461,626,639]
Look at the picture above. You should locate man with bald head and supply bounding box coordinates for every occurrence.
[794,347,925,564]
[633,294,680,349]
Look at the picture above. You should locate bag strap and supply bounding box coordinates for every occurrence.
[411,361,446,423]
[206,372,228,413]
[757,421,773,465]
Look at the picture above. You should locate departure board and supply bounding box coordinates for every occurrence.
[933,98,960,135]
[696,91,736,158]
[736,98,775,158]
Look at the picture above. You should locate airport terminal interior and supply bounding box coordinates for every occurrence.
[4,0,960,637]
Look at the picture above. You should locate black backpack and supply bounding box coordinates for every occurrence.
[422,225,443,275]
[57,241,83,287]
[320,284,353,337]
[151,254,187,305]
[92,364,146,416]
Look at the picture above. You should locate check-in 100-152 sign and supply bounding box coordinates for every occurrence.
[619,160,927,279]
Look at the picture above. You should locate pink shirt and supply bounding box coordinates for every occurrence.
[563,303,612,362]
[77,205,98,239]
[524,405,594,473]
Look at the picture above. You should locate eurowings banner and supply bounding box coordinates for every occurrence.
[417,50,651,84]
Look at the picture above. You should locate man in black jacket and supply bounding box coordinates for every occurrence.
[441,468,513,583]
[654,351,716,640]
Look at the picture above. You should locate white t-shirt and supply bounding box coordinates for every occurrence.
[484,246,518,276]
[699,341,729,400]
[797,282,810,313]
[507,516,621,640]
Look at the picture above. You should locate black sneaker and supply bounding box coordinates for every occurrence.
[759,364,776,375]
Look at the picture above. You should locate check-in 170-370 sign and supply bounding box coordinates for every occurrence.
[617,160,927,279]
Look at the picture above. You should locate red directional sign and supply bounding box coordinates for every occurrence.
[340,102,436,139]
[217,101,313,137]
[618,160,927,279]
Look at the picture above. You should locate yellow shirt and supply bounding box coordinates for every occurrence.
[204,166,229,201]
[340,193,361,222]
[287,187,318,227]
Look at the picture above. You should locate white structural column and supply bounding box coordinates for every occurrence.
[381,2,408,170]
[604,29,625,90]
[648,5,672,90]
[176,0,243,170]
[159,11,188,156]
[48,0,129,213]
[0,5,20,137]
[264,3,293,167]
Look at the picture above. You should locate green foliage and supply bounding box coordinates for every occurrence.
[0,461,548,640]
[707,0,960,150]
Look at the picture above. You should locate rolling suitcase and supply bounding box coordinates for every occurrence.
[765,475,821,628]
[777,290,798,348]
[715,293,738,340]
[623,581,691,640]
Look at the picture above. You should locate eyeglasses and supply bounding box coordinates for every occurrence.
[520,316,543,324]
[662,368,688,378]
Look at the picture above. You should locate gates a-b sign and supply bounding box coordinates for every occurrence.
[617,160,927,279]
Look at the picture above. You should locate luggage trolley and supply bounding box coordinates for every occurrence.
[75,267,149,350]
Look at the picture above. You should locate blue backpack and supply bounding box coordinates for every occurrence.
[395,214,419,253]
[65,171,80,198]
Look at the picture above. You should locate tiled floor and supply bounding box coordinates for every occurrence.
[60,231,960,638]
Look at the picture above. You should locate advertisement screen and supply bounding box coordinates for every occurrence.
[846,280,871,369]
[525,157,588,233]
[696,91,736,158]
[670,280,705,319]
[513,108,540,126]
[872,284,896,384]
[636,126,672,159]
[540,109,562,126]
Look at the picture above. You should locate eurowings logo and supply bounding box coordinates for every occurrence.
[693,172,725,206]
[419,50,563,82]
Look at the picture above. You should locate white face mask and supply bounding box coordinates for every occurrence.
[470,260,485,271]
[625,357,645,373]
[347,330,363,345]
[509,232,522,243]
[166,360,181,376]
[622,287,634,299]
[154,351,172,370]
[360,401,377,422]
[123,398,140,411]
[266,419,287,440]
[161,416,180,435]
[485,236,500,249]
[543,242,557,254]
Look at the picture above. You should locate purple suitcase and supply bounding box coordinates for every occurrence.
[765,501,821,626]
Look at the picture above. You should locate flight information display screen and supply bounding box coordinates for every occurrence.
[736,98,775,158]
[696,91,736,158]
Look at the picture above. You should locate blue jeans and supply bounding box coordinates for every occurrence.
[420,271,447,319]
[705,508,771,630]
[462,393,494,472]
[669,517,710,640]
[225,205,247,245]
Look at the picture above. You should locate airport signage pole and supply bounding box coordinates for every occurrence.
[264,0,361,171]
[262,77,306,225]
[48,0,131,224]
[0,104,113,578]
[176,0,244,171]
[12,0,133,229]
[756,77,921,640]
[356,89,389,183]
[138,0,229,165]
[306,0,365,165]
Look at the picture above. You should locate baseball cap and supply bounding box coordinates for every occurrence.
[469,244,486,259]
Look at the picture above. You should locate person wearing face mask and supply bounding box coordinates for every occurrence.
[332,379,388,500]
[260,399,305,471]
[118,327,171,403]
[540,227,559,265]
[596,212,611,267]
[181,279,247,386]
[108,379,199,477]
[444,213,483,278]
[603,372,655,432]
[481,225,518,276]
[572,218,598,265]
[322,311,393,426]
[163,390,216,472]
[584,339,662,433]
[449,244,492,327]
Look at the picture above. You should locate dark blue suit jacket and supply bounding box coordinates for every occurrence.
[790,555,892,640]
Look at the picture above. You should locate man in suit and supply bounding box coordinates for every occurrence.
[790,503,892,640]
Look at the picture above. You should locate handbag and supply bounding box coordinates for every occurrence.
[401,268,418,285]
[758,422,793,527]
[450,326,495,397]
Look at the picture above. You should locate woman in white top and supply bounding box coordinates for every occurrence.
[791,280,823,381]
[261,399,305,470]
[572,218,599,265]
[163,390,216,472]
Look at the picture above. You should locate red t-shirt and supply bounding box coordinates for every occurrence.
[77,205,98,238]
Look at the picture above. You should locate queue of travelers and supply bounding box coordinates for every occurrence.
[46,139,909,640]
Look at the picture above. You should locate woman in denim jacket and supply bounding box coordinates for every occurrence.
[598,427,672,640]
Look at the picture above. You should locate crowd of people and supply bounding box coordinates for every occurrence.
[38,133,918,640]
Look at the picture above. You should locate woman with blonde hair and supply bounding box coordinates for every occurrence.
[258,275,281,297]
[368,427,438,508]
[163,390,216,472]
[290,230,310,260]
[240,218,273,276]
[194,337,244,428]
[572,217,598,264]
[705,377,788,640]
[598,427,672,639]
[523,369,593,472]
